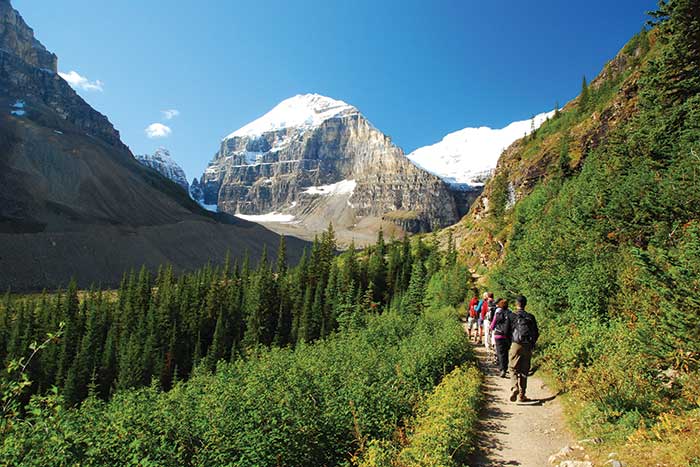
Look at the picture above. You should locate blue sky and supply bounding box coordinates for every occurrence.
[15,0,656,181]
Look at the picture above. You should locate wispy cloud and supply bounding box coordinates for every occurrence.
[161,109,180,120]
[145,123,172,139]
[58,70,104,92]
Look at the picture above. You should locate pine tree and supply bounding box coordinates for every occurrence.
[276,236,288,274]
[579,75,590,113]
[297,286,314,343]
[403,260,426,315]
[117,332,143,390]
[207,310,229,369]
[446,230,458,267]
[367,229,387,304]
[321,264,339,338]
[161,323,177,390]
[100,324,117,398]
[647,0,700,106]
[57,280,81,386]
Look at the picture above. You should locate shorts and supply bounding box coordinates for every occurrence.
[477,317,484,327]
[467,316,478,330]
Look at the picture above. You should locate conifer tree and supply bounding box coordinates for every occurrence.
[446,230,458,267]
[57,280,81,385]
[117,332,143,390]
[404,260,426,315]
[579,75,590,112]
[100,324,117,397]
[207,310,229,369]
[276,236,288,274]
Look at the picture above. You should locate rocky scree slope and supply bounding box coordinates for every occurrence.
[195,94,462,243]
[0,0,303,290]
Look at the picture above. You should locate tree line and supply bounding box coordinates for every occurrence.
[0,226,459,406]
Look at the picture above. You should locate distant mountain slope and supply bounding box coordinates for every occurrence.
[136,148,190,192]
[196,94,462,245]
[0,0,303,290]
[407,111,554,187]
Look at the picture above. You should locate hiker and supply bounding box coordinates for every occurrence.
[483,292,496,353]
[507,295,539,402]
[477,292,488,343]
[467,291,479,341]
[490,298,511,378]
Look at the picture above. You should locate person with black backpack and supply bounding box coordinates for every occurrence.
[490,298,511,378]
[507,295,539,402]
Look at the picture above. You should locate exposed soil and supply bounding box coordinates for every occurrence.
[464,326,574,467]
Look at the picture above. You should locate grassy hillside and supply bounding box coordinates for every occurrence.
[449,1,700,465]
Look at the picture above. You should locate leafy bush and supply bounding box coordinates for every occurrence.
[1,307,472,467]
[397,365,481,467]
[358,364,482,467]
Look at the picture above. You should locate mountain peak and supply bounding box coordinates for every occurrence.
[0,0,58,72]
[407,111,555,186]
[225,93,358,140]
[135,148,189,192]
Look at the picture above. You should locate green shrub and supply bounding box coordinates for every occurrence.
[398,365,481,467]
[358,364,482,467]
[1,308,472,467]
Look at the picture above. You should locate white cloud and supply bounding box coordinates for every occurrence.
[58,70,104,92]
[145,123,172,139]
[161,109,180,120]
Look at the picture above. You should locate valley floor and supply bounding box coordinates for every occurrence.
[464,326,574,467]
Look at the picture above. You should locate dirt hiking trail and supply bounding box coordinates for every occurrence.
[464,326,574,467]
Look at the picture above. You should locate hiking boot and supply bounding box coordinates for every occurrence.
[518,395,531,403]
[509,389,519,402]
[500,370,507,378]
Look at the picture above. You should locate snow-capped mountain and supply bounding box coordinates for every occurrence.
[407,111,556,186]
[225,94,359,139]
[135,148,189,192]
[197,93,460,244]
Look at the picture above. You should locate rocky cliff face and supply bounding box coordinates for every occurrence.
[136,148,189,192]
[0,0,56,72]
[197,94,460,241]
[0,0,125,150]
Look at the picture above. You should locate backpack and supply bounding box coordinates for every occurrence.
[493,309,510,336]
[511,311,536,345]
[486,301,497,321]
[468,302,478,318]
[475,300,483,317]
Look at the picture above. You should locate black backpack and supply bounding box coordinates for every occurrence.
[493,309,510,336]
[511,311,536,345]
[486,301,497,321]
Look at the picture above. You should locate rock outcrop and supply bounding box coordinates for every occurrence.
[136,148,189,192]
[197,94,460,241]
[0,0,56,72]
[0,0,125,150]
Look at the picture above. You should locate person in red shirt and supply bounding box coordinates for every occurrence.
[467,291,479,341]
[478,292,489,342]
